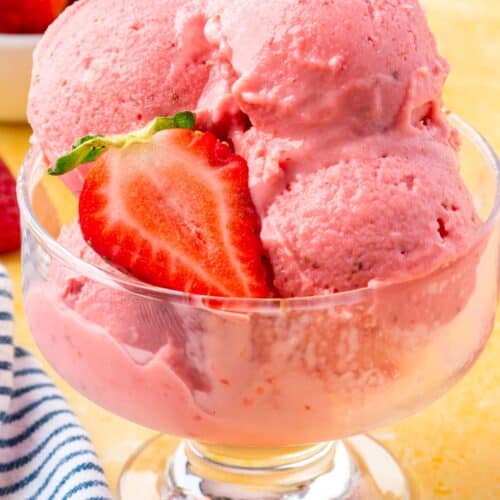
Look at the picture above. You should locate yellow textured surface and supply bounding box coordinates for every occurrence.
[0,1,499,498]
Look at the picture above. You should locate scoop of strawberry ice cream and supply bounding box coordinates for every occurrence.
[206,0,447,135]
[201,0,452,214]
[263,147,480,297]
[28,0,210,193]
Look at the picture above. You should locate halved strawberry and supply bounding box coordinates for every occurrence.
[75,128,270,297]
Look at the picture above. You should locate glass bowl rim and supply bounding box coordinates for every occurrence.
[17,113,500,310]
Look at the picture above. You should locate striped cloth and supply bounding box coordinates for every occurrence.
[0,266,111,499]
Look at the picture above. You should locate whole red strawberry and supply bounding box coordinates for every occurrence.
[0,158,21,253]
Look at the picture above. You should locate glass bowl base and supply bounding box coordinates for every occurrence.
[117,435,412,499]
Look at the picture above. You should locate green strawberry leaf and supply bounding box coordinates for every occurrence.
[72,134,104,149]
[48,111,196,176]
[172,111,196,130]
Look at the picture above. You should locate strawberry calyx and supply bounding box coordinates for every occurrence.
[48,111,196,176]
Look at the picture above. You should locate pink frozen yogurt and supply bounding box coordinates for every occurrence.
[22,0,497,448]
[28,0,477,298]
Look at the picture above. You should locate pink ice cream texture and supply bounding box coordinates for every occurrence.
[23,0,492,447]
[28,0,480,297]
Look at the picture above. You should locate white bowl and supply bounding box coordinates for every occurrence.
[0,34,41,123]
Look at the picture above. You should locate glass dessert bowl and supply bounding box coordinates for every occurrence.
[18,115,500,499]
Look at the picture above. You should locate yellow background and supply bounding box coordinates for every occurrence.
[0,1,499,498]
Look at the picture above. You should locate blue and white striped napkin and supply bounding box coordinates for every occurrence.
[0,265,111,499]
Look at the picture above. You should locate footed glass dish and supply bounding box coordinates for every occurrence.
[18,115,500,499]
